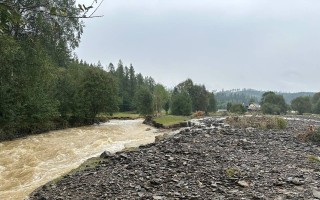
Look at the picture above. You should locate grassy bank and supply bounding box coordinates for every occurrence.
[110,112,140,119]
[153,115,191,127]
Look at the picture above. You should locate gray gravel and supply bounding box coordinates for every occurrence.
[29,116,320,200]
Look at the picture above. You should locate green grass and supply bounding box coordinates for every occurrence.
[111,112,140,119]
[153,115,191,126]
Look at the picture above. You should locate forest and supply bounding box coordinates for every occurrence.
[0,1,217,141]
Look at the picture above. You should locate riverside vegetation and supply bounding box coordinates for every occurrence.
[1,1,220,141]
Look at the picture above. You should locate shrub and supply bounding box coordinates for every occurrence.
[225,167,241,178]
[260,92,287,115]
[275,117,288,129]
[229,104,246,114]
[309,128,320,143]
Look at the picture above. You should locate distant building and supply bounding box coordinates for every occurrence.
[247,103,261,111]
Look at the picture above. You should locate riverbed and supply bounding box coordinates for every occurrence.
[0,119,162,200]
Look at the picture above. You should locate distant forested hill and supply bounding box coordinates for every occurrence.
[215,89,315,109]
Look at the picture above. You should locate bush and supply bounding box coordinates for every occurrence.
[275,117,288,129]
[291,96,312,115]
[134,87,154,115]
[171,91,192,116]
[261,92,287,115]
[309,128,320,143]
[229,104,246,114]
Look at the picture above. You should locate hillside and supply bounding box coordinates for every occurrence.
[215,89,314,109]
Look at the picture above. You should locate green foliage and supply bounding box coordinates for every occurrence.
[261,92,287,115]
[313,100,320,114]
[0,1,163,141]
[174,79,212,112]
[312,92,320,104]
[229,104,246,114]
[134,87,154,115]
[216,89,259,109]
[164,101,170,114]
[291,96,312,115]
[208,92,217,112]
[190,85,209,112]
[226,102,232,111]
[309,128,320,143]
[81,66,119,118]
[215,88,314,109]
[225,168,241,178]
[171,91,192,116]
[153,84,169,114]
[275,117,288,129]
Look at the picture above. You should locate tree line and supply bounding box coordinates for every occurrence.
[225,91,320,115]
[215,88,315,109]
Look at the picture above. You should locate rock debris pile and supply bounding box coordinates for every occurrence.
[29,117,320,199]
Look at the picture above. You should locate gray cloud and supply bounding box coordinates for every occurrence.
[76,0,320,92]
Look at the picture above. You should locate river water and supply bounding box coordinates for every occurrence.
[0,119,163,200]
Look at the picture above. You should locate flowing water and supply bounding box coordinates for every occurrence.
[0,119,164,200]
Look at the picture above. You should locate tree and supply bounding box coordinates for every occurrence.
[190,85,209,112]
[260,92,287,115]
[175,78,194,93]
[153,84,169,114]
[164,101,170,114]
[208,92,217,112]
[134,87,153,115]
[312,92,320,104]
[129,64,137,103]
[116,60,125,111]
[291,96,312,115]
[0,0,103,34]
[227,102,232,111]
[313,100,320,114]
[108,63,115,74]
[175,79,210,112]
[144,76,155,92]
[171,91,192,116]
[229,104,246,114]
[80,66,118,119]
[136,73,144,88]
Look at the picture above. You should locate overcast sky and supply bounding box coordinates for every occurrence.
[75,0,320,92]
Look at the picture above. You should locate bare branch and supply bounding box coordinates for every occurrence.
[89,0,104,18]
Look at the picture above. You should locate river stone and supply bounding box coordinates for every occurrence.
[100,151,112,158]
[237,180,250,188]
[313,189,320,199]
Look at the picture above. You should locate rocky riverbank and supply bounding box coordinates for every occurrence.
[29,116,320,199]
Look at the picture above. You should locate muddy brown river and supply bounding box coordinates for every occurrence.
[0,119,163,200]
